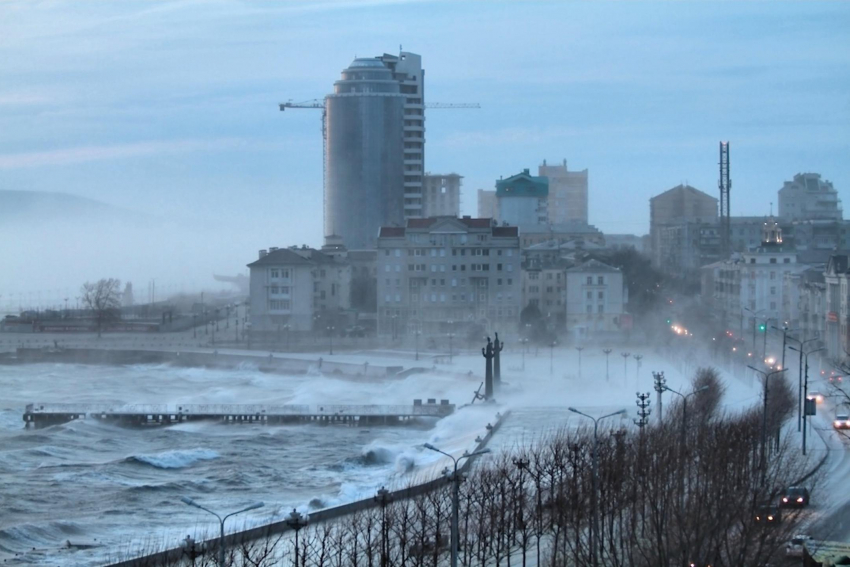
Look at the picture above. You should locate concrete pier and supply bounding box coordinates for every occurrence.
[23,399,454,428]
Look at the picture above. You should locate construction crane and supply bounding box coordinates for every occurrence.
[278,99,481,141]
[279,100,480,200]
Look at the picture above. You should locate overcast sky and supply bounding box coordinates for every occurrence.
[1,0,848,301]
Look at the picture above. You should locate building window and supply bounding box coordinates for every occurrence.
[784,258,791,263]
[587,291,592,299]
[597,276,604,285]
[598,291,604,299]
[586,305,592,313]
[598,304,604,313]
[587,276,592,285]
[770,301,777,310]
[271,269,279,278]
[770,258,777,264]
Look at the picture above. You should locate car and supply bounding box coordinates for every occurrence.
[786,535,813,557]
[808,391,825,404]
[834,413,850,430]
[755,505,782,524]
[780,486,810,508]
[828,373,844,384]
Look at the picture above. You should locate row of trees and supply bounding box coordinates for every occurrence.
[121,368,814,567]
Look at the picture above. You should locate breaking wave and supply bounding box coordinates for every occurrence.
[125,448,219,469]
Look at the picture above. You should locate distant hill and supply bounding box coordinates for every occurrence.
[0,190,149,225]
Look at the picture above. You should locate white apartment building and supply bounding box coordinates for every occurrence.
[779,172,842,222]
[248,246,351,334]
[376,216,521,337]
[565,259,626,338]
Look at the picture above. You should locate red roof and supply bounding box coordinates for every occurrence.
[406,218,438,228]
[459,217,493,228]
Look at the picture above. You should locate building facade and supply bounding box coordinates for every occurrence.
[477,189,498,220]
[378,52,426,221]
[539,159,588,225]
[649,184,718,269]
[422,173,462,217]
[779,173,842,222]
[376,216,521,337]
[496,169,549,227]
[248,246,351,334]
[565,259,626,338]
[325,57,406,249]
[824,255,850,359]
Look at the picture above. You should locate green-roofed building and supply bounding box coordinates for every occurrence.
[496,168,550,227]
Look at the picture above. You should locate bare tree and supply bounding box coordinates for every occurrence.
[81,278,122,337]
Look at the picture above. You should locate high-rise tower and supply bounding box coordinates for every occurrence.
[378,52,425,220]
[325,58,406,249]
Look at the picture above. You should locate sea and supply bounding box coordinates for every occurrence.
[0,362,505,566]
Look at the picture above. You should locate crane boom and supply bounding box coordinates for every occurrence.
[279,100,480,111]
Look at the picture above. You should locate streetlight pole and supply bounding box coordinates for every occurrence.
[633,354,643,388]
[788,345,824,455]
[663,385,709,511]
[180,497,264,567]
[521,338,529,370]
[575,346,584,380]
[375,486,392,567]
[567,408,626,567]
[414,328,421,361]
[549,340,557,376]
[747,365,787,484]
[447,320,455,364]
[423,444,491,567]
[603,348,612,381]
[787,336,818,432]
[621,352,631,385]
[285,508,308,567]
[327,325,334,355]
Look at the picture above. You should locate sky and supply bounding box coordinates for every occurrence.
[1,0,849,304]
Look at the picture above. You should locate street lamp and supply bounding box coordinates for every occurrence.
[414,326,421,361]
[549,340,557,376]
[747,365,787,483]
[744,307,767,357]
[567,408,626,567]
[663,384,709,510]
[180,497,264,567]
[787,345,825,455]
[375,487,392,567]
[633,354,643,388]
[621,352,631,384]
[520,337,529,370]
[423,443,491,567]
[575,346,584,380]
[447,320,455,364]
[327,325,335,355]
[787,336,819,432]
[602,348,612,381]
[285,508,308,567]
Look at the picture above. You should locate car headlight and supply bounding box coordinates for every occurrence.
[797,497,803,503]
[767,515,774,521]
[782,497,788,502]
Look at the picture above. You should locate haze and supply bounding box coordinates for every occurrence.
[1,0,848,301]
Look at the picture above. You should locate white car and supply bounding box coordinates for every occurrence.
[786,535,813,557]
[834,413,850,430]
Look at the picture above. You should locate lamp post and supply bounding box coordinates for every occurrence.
[575,346,584,380]
[512,456,540,567]
[192,314,197,339]
[747,365,787,484]
[327,325,335,355]
[549,340,557,376]
[414,327,421,361]
[787,336,818,432]
[567,408,626,567]
[520,337,529,370]
[621,352,631,384]
[423,444,491,567]
[285,508,308,567]
[602,348,612,381]
[633,354,643,388]
[180,497,264,567]
[284,324,291,351]
[788,345,825,455]
[375,486,392,567]
[744,307,767,357]
[663,385,709,510]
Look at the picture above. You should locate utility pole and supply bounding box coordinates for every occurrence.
[621,352,631,385]
[748,366,786,485]
[603,348,612,381]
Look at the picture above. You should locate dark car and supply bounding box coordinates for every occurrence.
[780,486,810,508]
[755,505,782,525]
